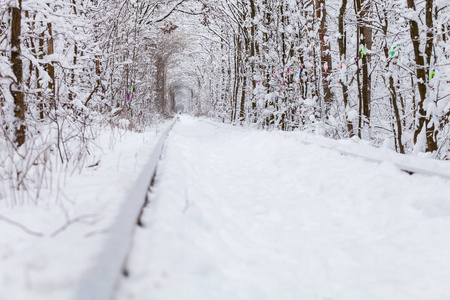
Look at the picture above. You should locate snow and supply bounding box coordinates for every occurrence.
[304,98,315,107]
[117,116,450,300]
[0,121,173,300]
[286,131,450,179]
[2,115,450,300]
[75,119,176,300]
[347,109,359,121]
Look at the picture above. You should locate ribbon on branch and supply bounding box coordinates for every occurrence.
[360,47,367,58]
[391,45,399,57]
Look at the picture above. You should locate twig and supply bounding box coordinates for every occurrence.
[50,214,97,238]
[0,214,44,237]
[87,160,100,168]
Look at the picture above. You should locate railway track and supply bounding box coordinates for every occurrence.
[73,118,177,300]
[73,118,449,300]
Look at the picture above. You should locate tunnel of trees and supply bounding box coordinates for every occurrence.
[1,0,449,192]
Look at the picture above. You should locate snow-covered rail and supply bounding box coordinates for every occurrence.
[297,139,450,181]
[204,118,450,181]
[72,117,448,300]
[113,116,450,299]
[73,118,177,300]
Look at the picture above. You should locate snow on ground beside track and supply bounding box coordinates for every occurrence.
[117,115,450,300]
[288,130,450,179]
[0,121,172,300]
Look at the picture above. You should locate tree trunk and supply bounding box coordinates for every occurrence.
[239,37,247,122]
[381,6,404,153]
[355,0,371,123]
[69,43,77,101]
[10,0,26,147]
[38,27,45,119]
[69,0,78,101]
[46,22,56,108]
[316,0,333,113]
[338,0,354,136]
[361,0,372,119]
[249,0,257,94]
[408,0,438,152]
[232,35,240,122]
[155,55,166,115]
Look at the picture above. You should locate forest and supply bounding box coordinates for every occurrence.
[1,0,449,201]
[2,1,450,299]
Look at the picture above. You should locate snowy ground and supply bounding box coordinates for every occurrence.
[117,116,450,300]
[0,122,171,300]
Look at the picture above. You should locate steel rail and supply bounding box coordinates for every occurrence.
[73,118,177,300]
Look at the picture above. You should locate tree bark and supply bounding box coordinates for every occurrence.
[338,0,354,136]
[38,26,45,119]
[239,36,247,122]
[355,0,371,123]
[316,0,333,113]
[69,0,78,101]
[380,6,404,153]
[249,0,257,93]
[361,0,372,118]
[408,0,438,152]
[10,0,26,147]
[46,22,56,108]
